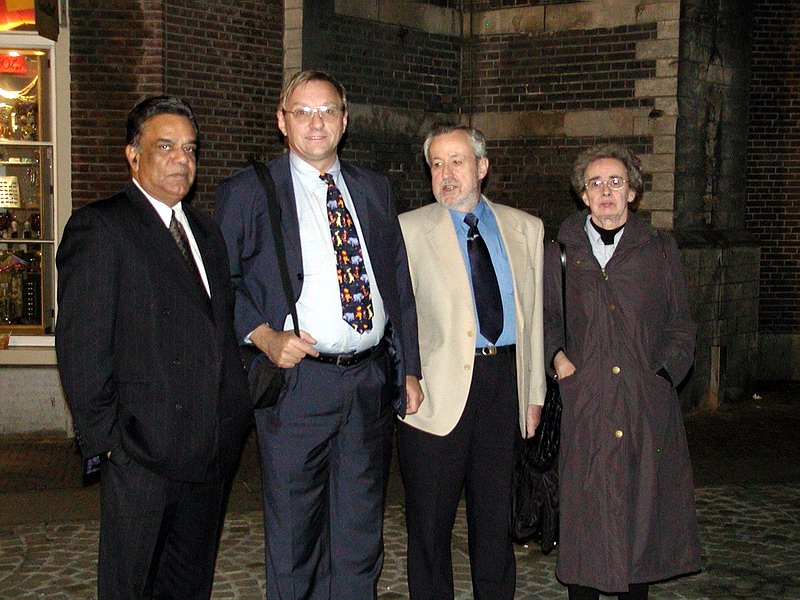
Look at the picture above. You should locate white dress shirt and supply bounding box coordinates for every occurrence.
[284,152,386,354]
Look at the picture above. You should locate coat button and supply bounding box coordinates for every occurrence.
[296,273,304,280]
[464,364,471,371]
[608,303,616,311]
[612,366,620,374]
[467,330,474,337]
[615,429,623,438]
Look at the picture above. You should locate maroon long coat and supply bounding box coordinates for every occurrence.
[544,210,701,592]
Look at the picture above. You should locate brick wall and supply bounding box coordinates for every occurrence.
[342,134,432,214]
[315,16,461,114]
[69,0,283,213]
[465,24,657,114]
[483,135,652,233]
[304,9,461,210]
[163,0,284,212]
[69,0,165,208]
[747,1,800,336]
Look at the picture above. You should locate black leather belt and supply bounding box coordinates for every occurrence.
[475,344,516,356]
[307,346,377,367]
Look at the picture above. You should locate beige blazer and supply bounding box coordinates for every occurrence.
[399,198,546,437]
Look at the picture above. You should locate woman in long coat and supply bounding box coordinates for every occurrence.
[544,144,701,599]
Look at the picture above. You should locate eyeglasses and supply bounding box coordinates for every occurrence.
[583,177,628,192]
[283,105,343,122]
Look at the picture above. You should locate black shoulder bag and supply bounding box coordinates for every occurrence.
[510,242,565,552]
[238,160,300,410]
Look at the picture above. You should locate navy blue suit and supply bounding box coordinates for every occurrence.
[215,154,420,599]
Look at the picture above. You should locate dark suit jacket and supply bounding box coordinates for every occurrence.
[56,182,251,483]
[214,154,421,414]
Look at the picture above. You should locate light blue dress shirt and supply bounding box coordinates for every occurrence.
[449,198,516,348]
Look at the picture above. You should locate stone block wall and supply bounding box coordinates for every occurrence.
[464,0,680,231]
[679,236,760,409]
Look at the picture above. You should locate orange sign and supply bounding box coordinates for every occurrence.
[0,54,26,74]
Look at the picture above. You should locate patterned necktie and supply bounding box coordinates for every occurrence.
[168,210,206,292]
[319,172,373,333]
[464,213,503,344]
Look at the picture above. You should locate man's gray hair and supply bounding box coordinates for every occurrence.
[423,124,487,165]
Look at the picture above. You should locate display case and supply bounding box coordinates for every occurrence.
[0,47,53,335]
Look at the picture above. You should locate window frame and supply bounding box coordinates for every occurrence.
[0,28,70,365]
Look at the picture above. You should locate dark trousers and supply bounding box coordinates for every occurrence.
[98,455,226,599]
[255,349,393,600]
[398,351,519,600]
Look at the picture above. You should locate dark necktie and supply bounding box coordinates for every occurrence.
[319,173,373,333]
[464,212,503,344]
[168,210,206,292]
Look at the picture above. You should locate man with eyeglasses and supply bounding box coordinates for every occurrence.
[214,70,423,600]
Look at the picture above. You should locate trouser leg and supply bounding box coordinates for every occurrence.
[464,352,518,600]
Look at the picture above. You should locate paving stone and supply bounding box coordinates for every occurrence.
[0,484,797,598]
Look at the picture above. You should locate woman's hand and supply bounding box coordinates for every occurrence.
[553,350,576,380]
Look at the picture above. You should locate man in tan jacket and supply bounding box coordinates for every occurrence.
[398,124,546,600]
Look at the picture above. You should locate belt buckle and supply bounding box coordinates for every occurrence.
[338,352,359,366]
[481,346,497,356]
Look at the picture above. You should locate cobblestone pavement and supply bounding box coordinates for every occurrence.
[0,483,798,599]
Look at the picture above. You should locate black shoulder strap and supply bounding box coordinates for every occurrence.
[249,159,300,337]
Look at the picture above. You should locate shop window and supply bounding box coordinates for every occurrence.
[0,46,53,335]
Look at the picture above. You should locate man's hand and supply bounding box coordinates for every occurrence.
[249,323,318,368]
[404,375,424,415]
[525,404,542,439]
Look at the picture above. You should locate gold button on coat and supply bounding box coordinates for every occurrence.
[615,430,624,438]
[612,366,621,374]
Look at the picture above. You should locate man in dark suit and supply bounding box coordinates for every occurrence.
[214,70,423,599]
[56,96,252,599]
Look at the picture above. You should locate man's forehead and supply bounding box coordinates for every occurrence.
[430,144,472,160]
[286,81,340,105]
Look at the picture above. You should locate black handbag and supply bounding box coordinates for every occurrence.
[510,243,565,552]
[239,160,300,410]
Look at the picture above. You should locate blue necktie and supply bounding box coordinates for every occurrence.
[320,173,373,333]
[464,213,503,344]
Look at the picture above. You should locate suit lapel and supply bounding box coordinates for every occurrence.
[487,200,528,290]
[270,156,303,281]
[425,203,473,313]
[125,183,212,316]
[342,164,371,244]
[486,200,528,335]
